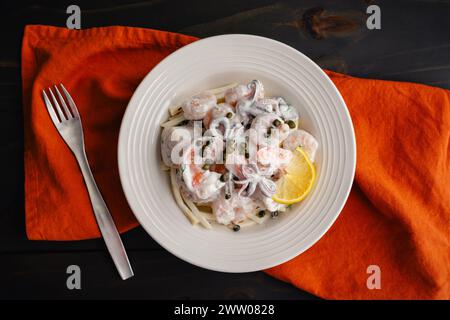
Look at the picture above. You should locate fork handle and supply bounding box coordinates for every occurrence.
[74,148,134,280]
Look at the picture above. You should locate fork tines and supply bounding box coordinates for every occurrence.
[42,84,80,124]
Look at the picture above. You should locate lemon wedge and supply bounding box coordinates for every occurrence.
[272,147,316,205]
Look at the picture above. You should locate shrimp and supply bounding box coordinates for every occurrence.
[253,98,279,114]
[282,129,319,162]
[225,149,247,180]
[250,113,290,147]
[225,80,264,106]
[207,115,245,144]
[275,97,299,121]
[229,147,290,201]
[212,192,257,225]
[160,126,193,166]
[202,136,224,165]
[256,146,293,176]
[203,103,235,128]
[234,80,266,123]
[235,163,277,198]
[254,189,287,212]
[181,92,217,120]
[179,142,225,203]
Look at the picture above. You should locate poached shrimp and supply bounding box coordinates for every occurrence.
[161,80,318,231]
[283,129,319,162]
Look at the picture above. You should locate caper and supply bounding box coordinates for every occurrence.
[232,224,241,232]
[245,152,250,159]
[225,193,231,200]
[273,119,281,127]
[257,210,266,218]
[226,112,233,119]
[286,120,296,129]
[271,211,279,218]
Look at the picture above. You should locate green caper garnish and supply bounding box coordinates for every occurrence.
[286,120,296,129]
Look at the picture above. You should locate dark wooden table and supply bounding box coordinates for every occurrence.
[0,0,448,300]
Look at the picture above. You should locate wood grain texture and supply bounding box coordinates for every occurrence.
[1,251,318,299]
[0,0,449,299]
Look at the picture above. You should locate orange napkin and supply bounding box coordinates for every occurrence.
[22,25,449,299]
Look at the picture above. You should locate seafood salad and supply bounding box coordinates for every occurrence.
[160,80,318,231]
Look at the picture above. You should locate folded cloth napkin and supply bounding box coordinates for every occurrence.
[22,25,449,299]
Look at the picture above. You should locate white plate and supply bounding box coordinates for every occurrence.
[118,35,356,272]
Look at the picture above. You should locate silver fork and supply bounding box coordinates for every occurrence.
[42,84,134,280]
